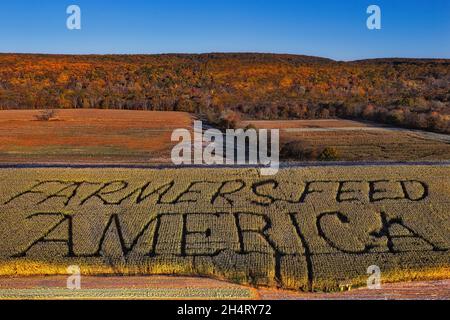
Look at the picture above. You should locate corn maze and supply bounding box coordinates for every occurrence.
[0,166,449,292]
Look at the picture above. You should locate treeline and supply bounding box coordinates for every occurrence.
[0,53,449,133]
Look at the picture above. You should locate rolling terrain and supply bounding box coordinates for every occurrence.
[1,53,449,134]
[0,53,449,299]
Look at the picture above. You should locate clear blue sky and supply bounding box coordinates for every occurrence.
[0,0,449,60]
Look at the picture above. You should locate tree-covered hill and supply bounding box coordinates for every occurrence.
[0,53,449,132]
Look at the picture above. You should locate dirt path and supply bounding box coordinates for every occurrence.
[0,276,448,300]
[259,280,450,300]
[2,160,450,170]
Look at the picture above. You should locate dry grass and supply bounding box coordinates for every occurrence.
[283,130,450,161]
[0,109,193,163]
[241,119,371,129]
[2,111,449,163]
[242,119,450,161]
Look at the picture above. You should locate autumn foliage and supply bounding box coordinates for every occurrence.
[0,53,449,133]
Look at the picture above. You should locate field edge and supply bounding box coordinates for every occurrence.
[0,260,449,293]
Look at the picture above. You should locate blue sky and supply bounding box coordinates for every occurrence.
[0,0,449,60]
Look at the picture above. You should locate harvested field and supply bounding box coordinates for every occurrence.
[0,276,257,300]
[242,120,450,161]
[0,276,448,300]
[0,166,449,292]
[241,119,372,129]
[0,109,192,164]
[1,111,450,164]
[281,130,450,161]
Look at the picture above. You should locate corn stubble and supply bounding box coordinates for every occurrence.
[0,166,449,292]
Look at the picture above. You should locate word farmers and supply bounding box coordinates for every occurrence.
[171,121,280,175]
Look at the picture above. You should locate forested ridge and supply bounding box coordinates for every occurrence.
[1,53,449,132]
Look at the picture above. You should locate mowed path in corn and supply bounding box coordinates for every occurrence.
[0,276,448,300]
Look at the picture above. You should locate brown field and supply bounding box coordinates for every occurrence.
[282,131,450,161]
[241,119,371,129]
[242,119,450,161]
[1,110,450,163]
[0,276,448,300]
[0,109,193,164]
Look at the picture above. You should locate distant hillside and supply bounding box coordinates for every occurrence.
[353,58,450,65]
[0,53,449,133]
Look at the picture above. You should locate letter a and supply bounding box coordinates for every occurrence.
[171,129,192,165]
[367,265,381,289]
[67,265,81,290]
[67,5,81,30]
[367,5,381,30]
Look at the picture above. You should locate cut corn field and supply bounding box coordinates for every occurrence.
[0,166,449,292]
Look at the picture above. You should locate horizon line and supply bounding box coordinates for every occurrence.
[1,51,450,63]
